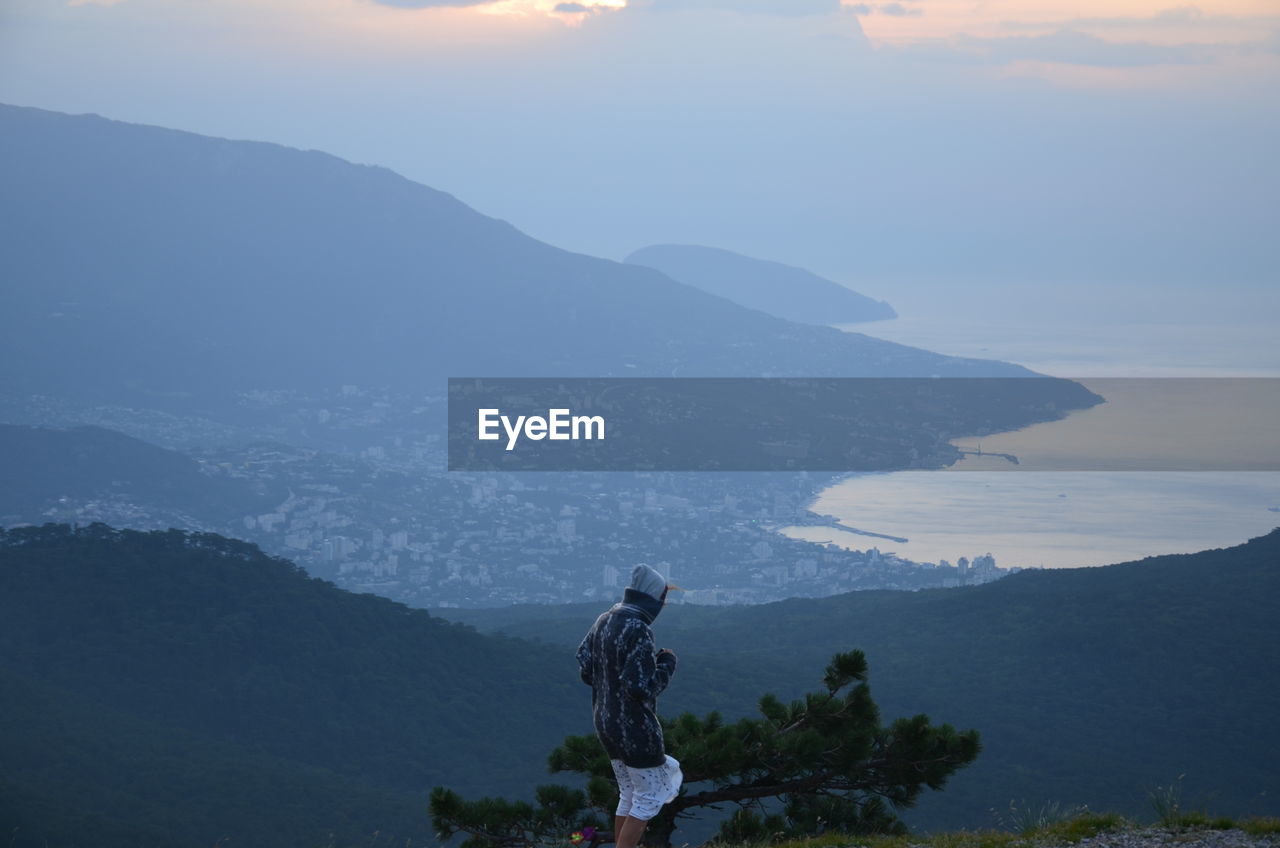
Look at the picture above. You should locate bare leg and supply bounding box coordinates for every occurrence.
[614,815,626,845]
[616,816,648,848]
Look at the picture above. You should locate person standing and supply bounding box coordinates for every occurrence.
[577,564,682,848]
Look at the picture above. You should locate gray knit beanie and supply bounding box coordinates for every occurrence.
[629,563,668,601]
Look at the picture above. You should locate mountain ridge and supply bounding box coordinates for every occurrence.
[2,102,1047,409]
[626,243,897,325]
[0,423,275,525]
[437,527,1280,830]
[2,522,1276,842]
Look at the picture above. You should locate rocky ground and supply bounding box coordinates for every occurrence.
[1072,827,1278,848]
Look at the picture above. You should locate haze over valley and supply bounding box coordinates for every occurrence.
[1,0,1277,840]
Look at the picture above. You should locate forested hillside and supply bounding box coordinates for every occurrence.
[0,523,584,846]
[442,529,1280,830]
[5,523,1276,843]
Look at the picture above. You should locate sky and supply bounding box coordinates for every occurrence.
[1,0,1277,306]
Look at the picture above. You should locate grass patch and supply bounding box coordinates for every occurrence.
[1032,811,1129,843]
[1149,810,1240,830]
[1239,817,1280,837]
[992,800,1089,836]
[917,833,1022,848]
[1148,775,1187,828]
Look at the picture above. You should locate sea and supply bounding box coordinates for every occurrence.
[778,282,1280,569]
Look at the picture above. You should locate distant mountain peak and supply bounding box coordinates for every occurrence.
[625,243,896,326]
[3,104,1038,406]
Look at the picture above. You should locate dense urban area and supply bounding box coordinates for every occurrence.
[6,385,1023,607]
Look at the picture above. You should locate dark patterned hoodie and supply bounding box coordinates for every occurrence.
[577,585,677,768]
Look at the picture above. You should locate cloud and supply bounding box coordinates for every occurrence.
[554,2,589,10]
[1266,27,1280,54]
[372,0,498,8]
[999,5,1280,32]
[899,28,1211,67]
[643,0,846,17]
[846,2,921,18]
[878,3,921,18]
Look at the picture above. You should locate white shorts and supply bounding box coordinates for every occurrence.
[610,755,683,821]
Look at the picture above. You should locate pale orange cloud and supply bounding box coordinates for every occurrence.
[848,0,1279,46]
[477,0,624,18]
[839,0,1280,88]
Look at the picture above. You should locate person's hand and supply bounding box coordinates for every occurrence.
[657,648,677,662]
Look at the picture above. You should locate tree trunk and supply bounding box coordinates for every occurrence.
[641,809,679,848]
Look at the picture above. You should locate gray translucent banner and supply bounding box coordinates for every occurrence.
[446,377,1278,472]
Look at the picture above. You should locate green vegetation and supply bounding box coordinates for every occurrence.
[0,663,427,846]
[1031,811,1128,842]
[4,522,1278,844]
[429,789,1280,848]
[1147,773,1249,830]
[989,800,1088,836]
[0,523,585,847]
[432,652,979,848]
[1146,774,1187,828]
[441,528,1280,831]
[1240,817,1280,837]
[0,423,276,523]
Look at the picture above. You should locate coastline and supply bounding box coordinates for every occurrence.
[774,377,1280,571]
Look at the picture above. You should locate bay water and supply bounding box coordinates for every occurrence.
[778,283,1280,569]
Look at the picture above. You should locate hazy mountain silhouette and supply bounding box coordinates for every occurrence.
[626,244,896,325]
[0,424,274,524]
[2,103,1034,410]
